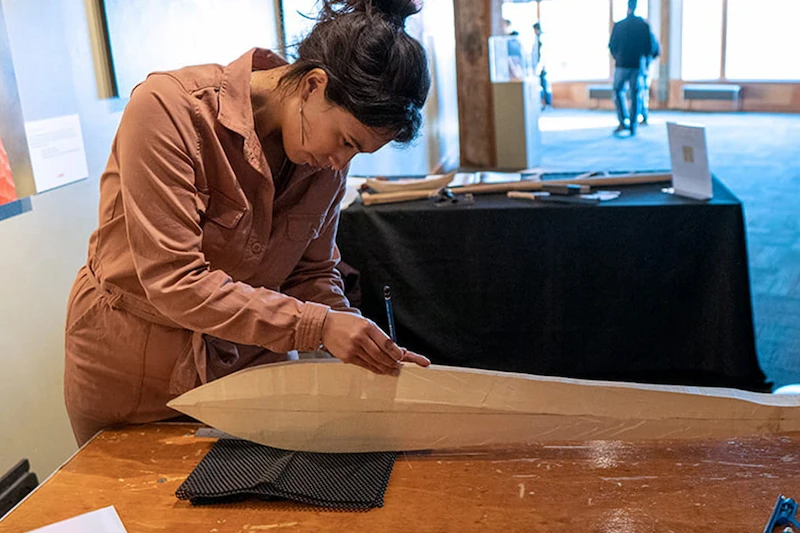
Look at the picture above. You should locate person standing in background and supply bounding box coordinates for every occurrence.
[638,29,660,126]
[609,0,653,136]
[533,22,552,110]
[503,19,524,80]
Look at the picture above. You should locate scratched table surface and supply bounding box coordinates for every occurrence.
[2,423,798,532]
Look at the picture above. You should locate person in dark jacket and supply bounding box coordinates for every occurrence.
[638,29,660,126]
[609,0,653,135]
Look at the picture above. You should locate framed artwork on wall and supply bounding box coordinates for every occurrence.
[100,0,280,98]
[0,2,35,209]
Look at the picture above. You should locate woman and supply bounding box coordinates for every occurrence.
[64,0,431,445]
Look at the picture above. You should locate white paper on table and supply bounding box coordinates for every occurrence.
[451,172,524,187]
[24,114,89,193]
[583,190,621,201]
[28,505,128,533]
[666,122,712,200]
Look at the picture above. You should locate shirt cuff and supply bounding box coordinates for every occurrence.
[295,301,330,351]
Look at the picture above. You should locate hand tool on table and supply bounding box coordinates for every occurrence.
[360,171,671,206]
[763,495,800,533]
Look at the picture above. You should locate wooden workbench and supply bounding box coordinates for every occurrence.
[2,423,798,532]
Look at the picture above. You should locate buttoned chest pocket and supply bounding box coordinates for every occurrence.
[200,190,248,268]
[286,214,325,242]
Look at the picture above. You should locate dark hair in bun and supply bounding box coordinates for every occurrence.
[280,0,430,143]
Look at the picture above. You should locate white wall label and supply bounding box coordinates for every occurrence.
[24,114,89,193]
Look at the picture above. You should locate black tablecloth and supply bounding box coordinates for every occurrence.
[337,176,768,391]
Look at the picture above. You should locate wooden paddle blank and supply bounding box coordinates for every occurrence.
[167,361,800,453]
[360,172,672,206]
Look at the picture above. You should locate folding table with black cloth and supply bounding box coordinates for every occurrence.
[337,175,768,391]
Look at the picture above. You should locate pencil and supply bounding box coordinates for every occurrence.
[383,285,397,342]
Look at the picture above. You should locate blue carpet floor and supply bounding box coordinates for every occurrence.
[539,109,800,389]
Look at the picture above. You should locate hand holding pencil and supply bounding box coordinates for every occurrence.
[321,309,430,376]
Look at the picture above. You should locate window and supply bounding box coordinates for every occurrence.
[680,0,724,80]
[537,0,611,81]
[501,0,654,82]
[725,0,800,80]
[281,0,318,61]
[680,0,800,82]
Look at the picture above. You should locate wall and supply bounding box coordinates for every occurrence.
[0,0,123,479]
[665,81,800,113]
[552,80,800,113]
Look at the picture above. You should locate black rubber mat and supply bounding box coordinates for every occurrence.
[176,439,396,510]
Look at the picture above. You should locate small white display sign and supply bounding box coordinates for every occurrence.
[666,122,713,200]
[28,505,128,532]
[24,114,89,193]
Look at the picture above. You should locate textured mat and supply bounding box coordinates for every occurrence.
[176,439,396,510]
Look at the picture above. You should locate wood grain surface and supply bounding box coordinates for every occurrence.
[2,423,799,532]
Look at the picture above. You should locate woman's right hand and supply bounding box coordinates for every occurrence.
[321,310,430,375]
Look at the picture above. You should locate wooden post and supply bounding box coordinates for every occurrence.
[453,0,503,169]
[658,0,671,107]
[609,1,615,80]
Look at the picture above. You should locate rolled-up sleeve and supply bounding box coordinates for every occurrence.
[117,74,327,352]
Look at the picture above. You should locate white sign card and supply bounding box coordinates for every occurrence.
[666,122,712,200]
[24,114,89,193]
[28,505,128,533]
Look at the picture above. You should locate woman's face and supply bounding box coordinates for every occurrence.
[282,70,390,171]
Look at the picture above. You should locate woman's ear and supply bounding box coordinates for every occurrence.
[301,68,329,102]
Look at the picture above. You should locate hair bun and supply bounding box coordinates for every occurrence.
[372,0,420,25]
[319,0,420,28]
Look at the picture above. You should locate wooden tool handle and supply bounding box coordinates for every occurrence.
[361,189,439,206]
[507,191,539,201]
